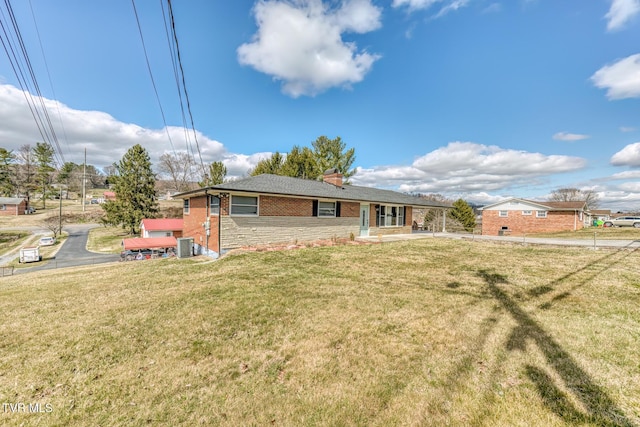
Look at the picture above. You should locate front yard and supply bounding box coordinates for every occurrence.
[0,238,638,426]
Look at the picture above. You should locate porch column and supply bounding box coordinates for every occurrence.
[442,208,447,232]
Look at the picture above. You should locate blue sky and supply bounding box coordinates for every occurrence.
[1,0,640,210]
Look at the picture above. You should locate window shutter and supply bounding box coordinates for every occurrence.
[403,206,407,225]
[336,201,341,217]
[312,200,318,217]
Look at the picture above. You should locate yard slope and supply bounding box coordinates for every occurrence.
[0,239,638,426]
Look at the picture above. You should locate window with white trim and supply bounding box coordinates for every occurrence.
[231,195,258,215]
[536,210,547,218]
[183,199,190,214]
[376,205,405,227]
[209,195,220,215]
[318,201,336,217]
[499,210,508,217]
[522,210,532,216]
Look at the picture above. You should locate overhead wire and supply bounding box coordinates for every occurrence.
[164,0,206,177]
[161,0,196,165]
[131,0,177,156]
[28,0,70,154]
[0,0,65,167]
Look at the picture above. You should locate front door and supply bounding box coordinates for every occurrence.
[360,204,370,237]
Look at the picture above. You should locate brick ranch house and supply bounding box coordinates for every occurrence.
[175,170,451,257]
[0,197,28,216]
[481,198,588,235]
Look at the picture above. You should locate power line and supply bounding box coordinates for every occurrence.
[28,0,70,154]
[0,0,65,167]
[131,0,177,156]
[164,0,205,176]
[160,0,196,164]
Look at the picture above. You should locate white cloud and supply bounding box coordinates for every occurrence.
[237,0,382,97]
[620,126,637,132]
[552,132,590,141]
[610,142,640,166]
[0,84,263,177]
[392,0,470,17]
[482,3,502,14]
[609,170,640,180]
[591,54,640,100]
[605,0,640,31]
[351,141,587,195]
[391,0,440,12]
[434,0,470,18]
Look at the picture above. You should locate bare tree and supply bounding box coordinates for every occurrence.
[157,152,194,192]
[42,215,63,239]
[549,188,599,210]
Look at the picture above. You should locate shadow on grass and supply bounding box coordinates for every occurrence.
[478,269,636,426]
[526,243,639,307]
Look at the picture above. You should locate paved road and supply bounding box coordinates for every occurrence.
[14,224,120,274]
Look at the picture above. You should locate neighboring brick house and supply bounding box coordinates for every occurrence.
[0,197,27,216]
[140,218,183,238]
[481,198,588,235]
[175,170,451,257]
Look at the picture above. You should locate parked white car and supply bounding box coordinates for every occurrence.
[603,216,640,228]
[39,236,56,246]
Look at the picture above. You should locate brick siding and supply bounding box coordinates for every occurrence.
[482,210,585,235]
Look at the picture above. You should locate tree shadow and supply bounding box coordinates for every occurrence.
[478,269,636,426]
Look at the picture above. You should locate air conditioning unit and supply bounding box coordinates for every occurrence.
[176,238,193,258]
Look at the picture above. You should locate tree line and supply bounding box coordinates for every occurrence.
[103,136,357,234]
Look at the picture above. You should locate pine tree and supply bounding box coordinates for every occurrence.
[199,161,227,186]
[0,148,16,197]
[281,146,319,179]
[33,142,56,209]
[312,136,356,181]
[250,152,285,176]
[101,144,158,234]
[448,199,476,232]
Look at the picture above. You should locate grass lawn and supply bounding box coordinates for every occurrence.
[528,226,640,240]
[0,239,638,426]
[86,226,131,254]
[0,231,31,256]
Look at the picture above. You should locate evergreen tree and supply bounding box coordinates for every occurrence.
[312,136,356,182]
[249,136,357,182]
[33,142,56,209]
[101,144,158,234]
[250,152,285,176]
[57,162,76,199]
[281,146,320,179]
[16,144,37,205]
[0,148,16,196]
[448,198,476,232]
[199,161,227,187]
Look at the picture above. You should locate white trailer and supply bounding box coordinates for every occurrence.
[19,246,41,263]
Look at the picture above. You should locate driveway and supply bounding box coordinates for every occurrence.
[14,224,120,274]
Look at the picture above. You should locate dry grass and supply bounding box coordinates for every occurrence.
[0,239,638,426]
[86,226,130,253]
[525,226,640,240]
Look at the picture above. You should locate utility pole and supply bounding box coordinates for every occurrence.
[59,186,63,237]
[82,148,86,212]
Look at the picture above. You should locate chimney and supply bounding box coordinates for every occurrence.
[323,168,343,187]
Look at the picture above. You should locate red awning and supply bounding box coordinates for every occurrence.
[123,237,177,250]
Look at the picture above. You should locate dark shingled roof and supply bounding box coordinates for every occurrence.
[176,174,450,208]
